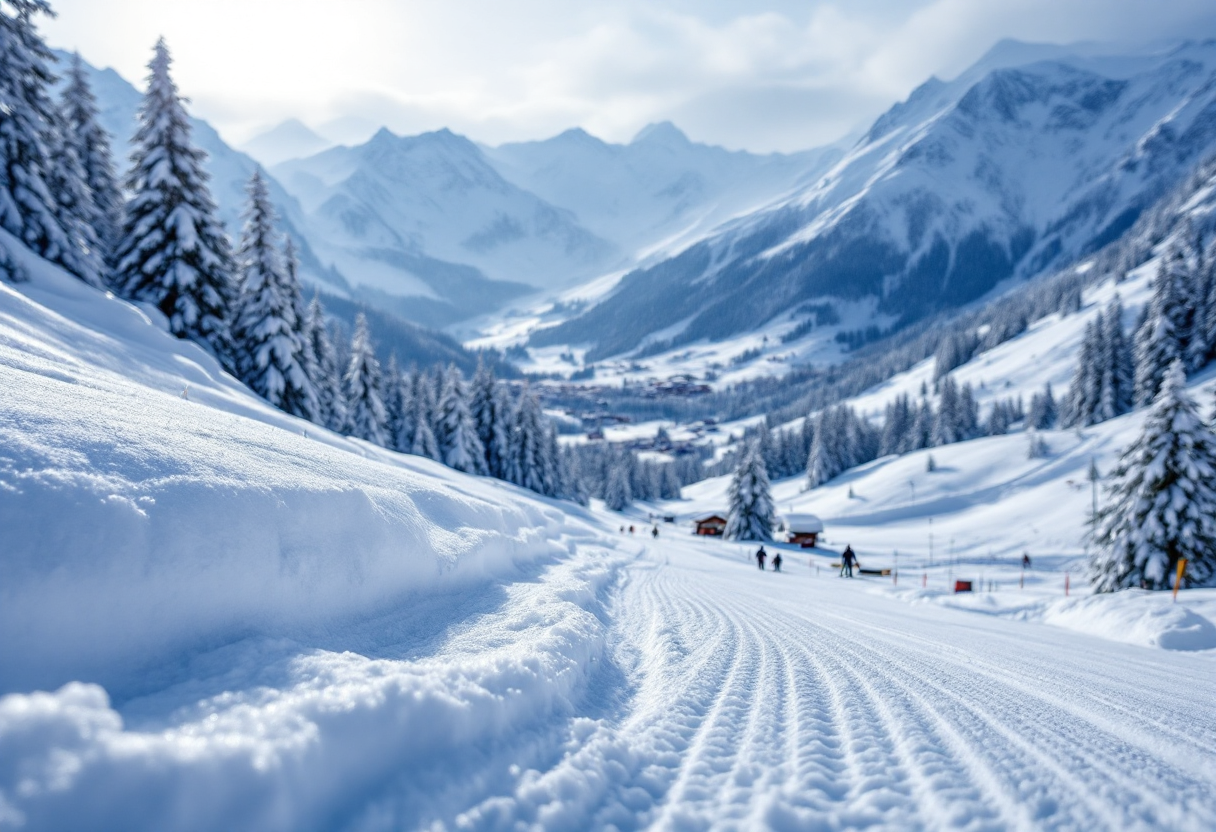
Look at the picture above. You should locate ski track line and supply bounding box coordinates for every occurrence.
[802,594,1216,827]
[825,617,1215,830]
[450,539,1216,831]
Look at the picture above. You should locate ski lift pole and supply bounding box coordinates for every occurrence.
[1174,558,1188,603]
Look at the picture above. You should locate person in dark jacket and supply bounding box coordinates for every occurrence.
[756,546,767,570]
[772,552,783,572]
[841,545,858,578]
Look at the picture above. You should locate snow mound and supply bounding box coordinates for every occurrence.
[885,586,1216,651]
[1044,590,1216,651]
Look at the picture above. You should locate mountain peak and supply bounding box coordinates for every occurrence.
[632,121,690,147]
[241,118,333,166]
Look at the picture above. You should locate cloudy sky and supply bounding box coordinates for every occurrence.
[41,0,1216,152]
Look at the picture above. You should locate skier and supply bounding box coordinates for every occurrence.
[772,552,783,572]
[629,525,635,534]
[651,526,659,539]
[841,545,857,578]
[756,546,767,571]
[1022,552,1032,569]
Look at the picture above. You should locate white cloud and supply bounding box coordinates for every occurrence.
[39,0,1216,152]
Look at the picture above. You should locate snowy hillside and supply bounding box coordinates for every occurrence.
[537,39,1216,362]
[4,225,1216,830]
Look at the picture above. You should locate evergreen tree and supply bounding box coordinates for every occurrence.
[724,444,775,541]
[933,376,962,445]
[1134,254,1188,406]
[806,410,835,487]
[61,52,123,269]
[603,464,631,511]
[343,313,387,445]
[115,39,235,363]
[1027,382,1057,430]
[1101,300,1135,419]
[0,1,99,284]
[44,105,104,286]
[470,359,510,478]
[302,297,347,432]
[508,387,554,495]
[232,170,316,419]
[880,394,912,456]
[409,370,440,459]
[1091,361,1216,591]
[435,364,487,474]
[383,356,413,453]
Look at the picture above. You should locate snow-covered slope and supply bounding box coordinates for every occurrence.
[5,234,1215,831]
[538,39,1216,361]
[0,231,604,694]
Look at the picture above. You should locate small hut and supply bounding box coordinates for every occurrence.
[778,513,824,548]
[693,512,728,536]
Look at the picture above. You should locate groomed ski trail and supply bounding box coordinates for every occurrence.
[456,533,1216,832]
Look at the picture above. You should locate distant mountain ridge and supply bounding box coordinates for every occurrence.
[532,40,1216,361]
[241,118,334,166]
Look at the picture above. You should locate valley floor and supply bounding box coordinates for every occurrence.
[6,522,1213,832]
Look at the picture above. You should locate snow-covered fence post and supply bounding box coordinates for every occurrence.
[1065,572,1070,596]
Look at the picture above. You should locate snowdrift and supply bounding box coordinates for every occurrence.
[0,230,588,694]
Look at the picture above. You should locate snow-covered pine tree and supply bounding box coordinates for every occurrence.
[435,365,487,474]
[1101,300,1135,420]
[1134,253,1188,406]
[1196,252,1216,370]
[508,386,553,495]
[61,52,123,270]
[603,464,631,511]
[469,359,510,478]
[232,170,316,419]
[906,399,934,452]
[409,370,440,459]
[1091,360,1216,591]
[724,443,775,542]
[0,1,99,284]
[806,410,836,487]
[880,394,912,456]
[44,105,104,286]
[659,464,682,500]
[933,375,962,445]
[302,297,347,431]
[115,39,235,363]
[1027,382,1057,430]
[1064,316,1102,427]
[343,313,388,445]
[383,357,414,453]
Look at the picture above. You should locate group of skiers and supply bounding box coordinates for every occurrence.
[753,546,783,572]
[752,543,859,577]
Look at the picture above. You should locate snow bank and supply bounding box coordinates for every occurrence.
[0,553,619,832]
[0,233,595,693]
[884,586,1216,651]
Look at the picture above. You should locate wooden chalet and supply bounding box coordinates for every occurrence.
[693,512,728,537]
[778,513,824,548]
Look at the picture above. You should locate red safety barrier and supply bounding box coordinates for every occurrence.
[954,580,973,593]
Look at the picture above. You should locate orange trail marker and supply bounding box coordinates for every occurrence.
[1174,558,1188,602]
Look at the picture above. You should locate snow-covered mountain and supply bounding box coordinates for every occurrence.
[535,39,1216,361]
[240,118,335,166]
[271,123,842,330]
[272,128,617,324]
[484,122,841,264]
